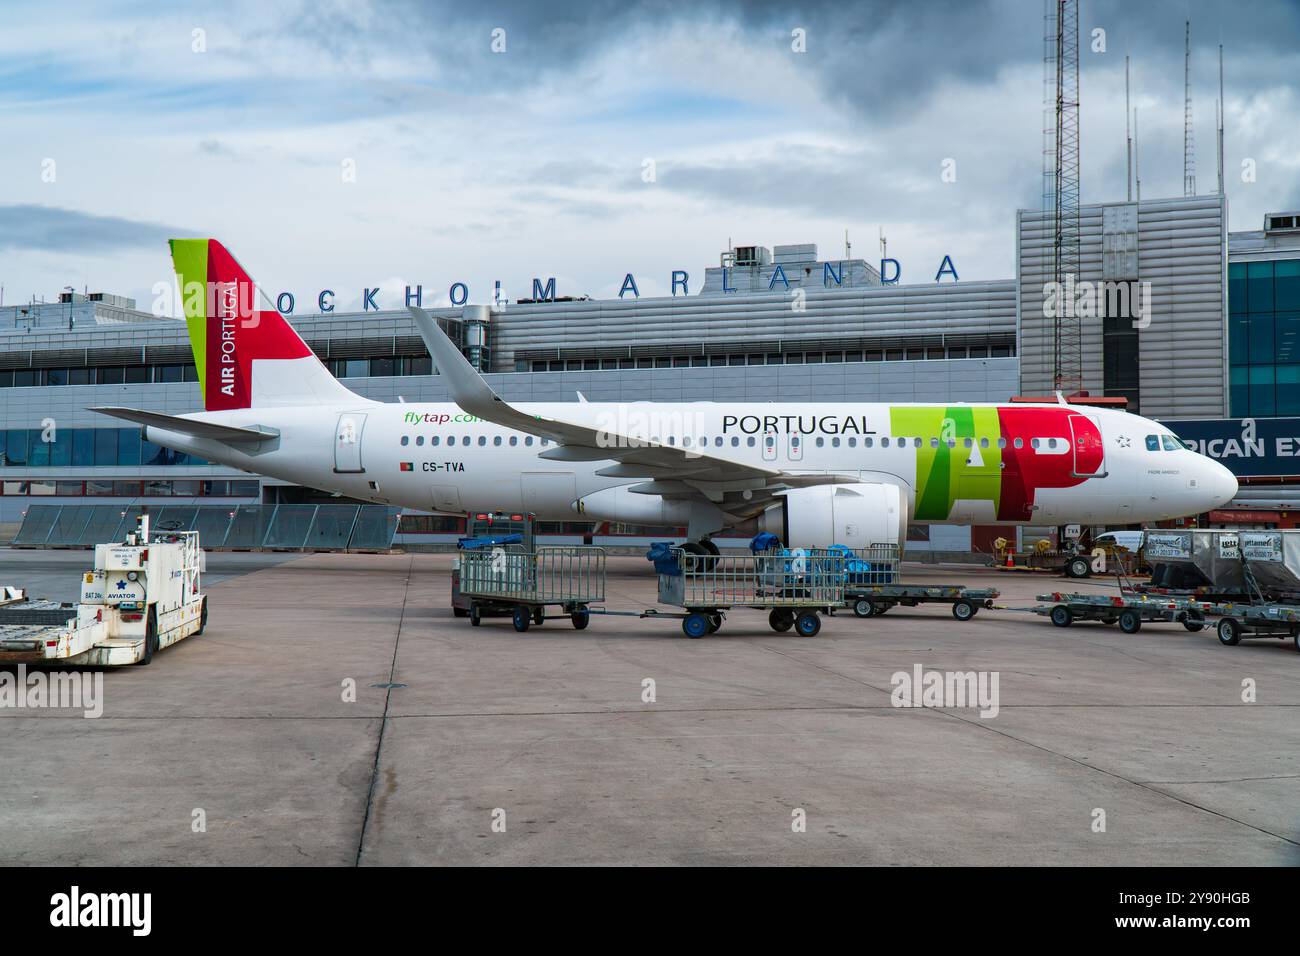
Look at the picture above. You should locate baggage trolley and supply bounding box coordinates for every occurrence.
[1033,590,1207,634]
[1200,600,1300,651]
[838,544,999,621]
[654,547,847,638]
[457,546,605,632]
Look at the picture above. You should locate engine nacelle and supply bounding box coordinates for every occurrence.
[573,485,696,525]
[758,482,908,549]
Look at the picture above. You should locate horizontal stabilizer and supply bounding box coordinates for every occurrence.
[90,407,278,444]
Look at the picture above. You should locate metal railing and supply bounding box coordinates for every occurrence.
[660,548,849,609]
[458,546,606,604]
[10,503,399,551]
[841,544,902,585]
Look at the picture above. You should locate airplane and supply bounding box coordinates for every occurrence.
[91,238,1239,549]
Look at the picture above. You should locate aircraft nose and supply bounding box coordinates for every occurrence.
[1205,459,1238,508]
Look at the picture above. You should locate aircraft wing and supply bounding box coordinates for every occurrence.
[408,306,850,502]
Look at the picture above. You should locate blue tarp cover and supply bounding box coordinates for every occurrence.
[646,542,682,576]
[457,533,523,550]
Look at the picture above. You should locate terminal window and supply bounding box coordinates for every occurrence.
[1229,259,1300,416]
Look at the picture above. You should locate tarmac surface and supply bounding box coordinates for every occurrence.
[1,548,1297,866]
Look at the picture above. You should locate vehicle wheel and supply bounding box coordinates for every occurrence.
[138,608,158,665]
[852,599,876,618]
[1217,617,1241,646]
[469,605,482,627]
[512,607,531,632]
[1182,615,1203,632]
[533,607,545,626]
[195,597,208,635]
[769,609,795,632]
[452,606,468,618]
[1066,557,1091,579]
[952,600,977,622]
[1118,609,1142,634]
[706,613,723,634]
[571,608,590,630]
[1049,605,1072,628]
[794,611,821,637]
[698,538,720,556]
[683,613,710,639]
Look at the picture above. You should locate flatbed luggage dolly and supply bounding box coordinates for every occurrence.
[456,545,605,632]
[648,542,847,638]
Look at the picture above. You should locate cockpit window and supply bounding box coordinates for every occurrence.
[1161,434,1182,451]
[1145,435,1160,451]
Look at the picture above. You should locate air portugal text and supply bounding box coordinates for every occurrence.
[722,414,873,436]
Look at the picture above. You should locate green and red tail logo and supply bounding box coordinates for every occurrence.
[170,238,314,411]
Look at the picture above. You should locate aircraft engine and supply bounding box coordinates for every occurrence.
[757,482,908,549]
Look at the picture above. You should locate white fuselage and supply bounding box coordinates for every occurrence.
[143,399,1240,530]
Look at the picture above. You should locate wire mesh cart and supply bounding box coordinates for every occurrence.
[653,547,848,638]
[456,546,605,632]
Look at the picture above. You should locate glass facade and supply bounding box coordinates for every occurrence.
[0,427,208,467]
[1229,259,1300,416]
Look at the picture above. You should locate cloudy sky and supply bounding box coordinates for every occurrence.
[2,0,1298,314]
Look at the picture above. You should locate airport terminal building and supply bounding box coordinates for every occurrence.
[3,201,1300,549]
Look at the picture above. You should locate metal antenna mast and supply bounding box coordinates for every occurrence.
[1043,0,1081,394]
[1217,43,1225,196]
[1184,19,1196,196]
[1125,55,1132,202]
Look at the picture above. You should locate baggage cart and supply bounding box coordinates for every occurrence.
[457,545,605,632]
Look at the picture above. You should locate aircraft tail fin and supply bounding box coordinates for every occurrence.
[169,238,360,411]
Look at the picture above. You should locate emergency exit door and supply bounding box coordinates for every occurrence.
[334,412,367,473]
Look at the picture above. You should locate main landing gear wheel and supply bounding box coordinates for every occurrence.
[512,606,531,632]
[794,611,821,637]
[769,609,795,632]
[1217,617,1241,646]
[951,600,977,622]
[1066,557,1092,579]
[1050,605,1073,628]
[683,612,711,639]
[571,608,590,630]
[1118,609,1142,634]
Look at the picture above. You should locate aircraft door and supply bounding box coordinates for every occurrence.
[333,412,367,473]
[1069,414,1106,478]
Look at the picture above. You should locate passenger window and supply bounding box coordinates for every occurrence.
[980,437,989,449]
[731,437,739,447]
[478,436,486,446]
[416,436,425,447]
[446,437,456,446]
[525,437,533,446]
[400,435,410,446]
[431,436,439,446]
[541,438,549,446]
[747,437,756,447]
[509,436,517,446]
[816,437,825,447]
[930,437,939,448]
[1031,438,1040,449]
[714,437,723,447]
[1161,435,1181,451]
[997,437,1006,448]
[493,436,502,446]
[832,437,840,447]
[964,438,973,448]
[1013,438,1023,449]
[881,437,889,448]
[913,437,922,448]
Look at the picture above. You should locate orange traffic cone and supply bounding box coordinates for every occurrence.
[1005,552,1015,568]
